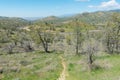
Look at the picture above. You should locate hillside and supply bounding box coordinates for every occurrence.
[33,10,120,26]
[0,17,30,29]
[0,9,120,80]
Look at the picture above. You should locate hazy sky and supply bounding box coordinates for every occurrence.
[0,0,120,17]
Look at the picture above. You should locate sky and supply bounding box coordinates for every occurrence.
[0,0,120,17]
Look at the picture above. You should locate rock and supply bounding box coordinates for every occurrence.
[10,66,20,73]
[20,60,30,66]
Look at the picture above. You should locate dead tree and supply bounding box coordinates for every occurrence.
[37,29,54,53]
[83,31,99,71]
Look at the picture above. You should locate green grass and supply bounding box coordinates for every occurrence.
[1,52,120,80]
[0,51,62,80]
[65,54,120,80]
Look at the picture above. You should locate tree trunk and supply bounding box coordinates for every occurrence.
[44,42,49,53]
[88,53,93,71]
[76,30,79,55]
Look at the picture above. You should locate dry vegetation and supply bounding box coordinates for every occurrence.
[0,11,120,80]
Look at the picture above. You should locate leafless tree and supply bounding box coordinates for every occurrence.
[82,34,99,70]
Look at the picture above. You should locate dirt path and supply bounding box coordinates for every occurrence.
[57,56,67,80]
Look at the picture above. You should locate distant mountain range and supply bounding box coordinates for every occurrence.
[0,9,120,26]
[109,9,120,12]
[22,9,120,21]
[23,17,42,21]
[31,9,120,25]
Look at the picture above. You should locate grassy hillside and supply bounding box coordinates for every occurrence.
[0,51,62,80]
[65,53,120,80]
[0,9,120,80]
[0,17,30,29]
[34,11,119,25]
[0,52,120,80]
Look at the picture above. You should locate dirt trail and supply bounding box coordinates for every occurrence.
[57,56,67,80]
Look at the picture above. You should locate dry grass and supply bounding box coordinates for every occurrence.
[0,52,62,80]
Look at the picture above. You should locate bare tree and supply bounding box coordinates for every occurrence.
[82,32,99,70]
[37,29,51,53]
[31,22,54,53]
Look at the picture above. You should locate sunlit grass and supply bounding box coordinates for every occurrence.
[1,51,62,80]
[65,53,120,80]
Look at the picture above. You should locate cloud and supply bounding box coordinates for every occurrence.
[75,0,90,2]
[88,0,120,10]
